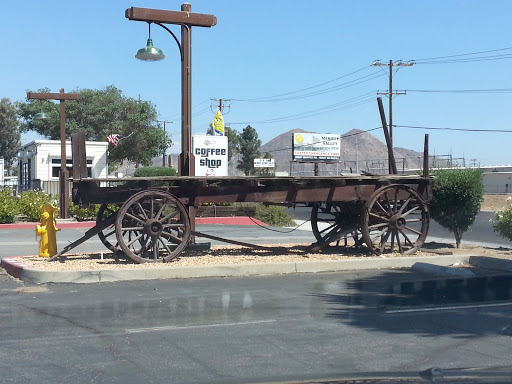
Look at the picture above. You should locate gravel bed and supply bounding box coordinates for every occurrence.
[12,241,512,272]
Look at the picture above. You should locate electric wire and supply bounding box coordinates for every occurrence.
[232,66,373,102]
[412,46,512,62]
[229,92,376,125]
[395,125,512,133]
[233,72,385,102]
[406,88,512,94]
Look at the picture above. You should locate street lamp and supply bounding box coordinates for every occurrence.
[126,4,217,176]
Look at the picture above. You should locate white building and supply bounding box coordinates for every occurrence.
[18,140,108,195]
[483,171,512,194]
[0,158,4,185]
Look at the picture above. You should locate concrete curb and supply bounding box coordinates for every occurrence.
[0,254,482,284]
[3,255,512,284]
[411,262,476,277]
[469,256,512,272]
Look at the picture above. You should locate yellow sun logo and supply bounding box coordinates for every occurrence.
[295,134,304,144]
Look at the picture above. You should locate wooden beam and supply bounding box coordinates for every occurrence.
[27,92,80,101]
[125,7,217,27]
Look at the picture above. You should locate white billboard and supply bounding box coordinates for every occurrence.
[254,158,275,168]
[292,133,341,160]
[192,135,228,176]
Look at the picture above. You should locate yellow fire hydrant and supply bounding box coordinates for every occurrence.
[36,204,60,257]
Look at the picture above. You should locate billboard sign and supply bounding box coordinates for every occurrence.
[254,158,275,168]
[192,135,228,176]
[292,133,341,160]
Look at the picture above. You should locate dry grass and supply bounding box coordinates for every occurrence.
[481,194,512,212]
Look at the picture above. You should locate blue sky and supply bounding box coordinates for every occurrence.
[2,0,511,165]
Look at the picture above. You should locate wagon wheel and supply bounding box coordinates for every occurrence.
[115,191,191,263]
[311,202,361,247]
[361,184,429,255]
[96,204,121,253]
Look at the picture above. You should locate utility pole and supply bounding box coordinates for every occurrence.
[372,60,414,147]
[210,98,231,114]
[158,120,173,166]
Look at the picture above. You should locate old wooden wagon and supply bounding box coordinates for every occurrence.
[52,132,433,263]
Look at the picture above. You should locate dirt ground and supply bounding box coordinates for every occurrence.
[481,194,512,212]
[14,241,512,272]
[10,194,512,272]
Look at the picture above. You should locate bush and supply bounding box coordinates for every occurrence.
[18,190,57,222]
[0,188,18,223]
[492,202,512,241]
[69,202,101,221]
[254,204,295,227]
[133,167,178,177]
[430,169,484,248]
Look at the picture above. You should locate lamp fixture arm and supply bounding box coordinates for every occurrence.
[154,22,184,61]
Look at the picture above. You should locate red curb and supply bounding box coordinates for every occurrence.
[0,221,96,230]
[1,256,33,279]
[0,217,265,229]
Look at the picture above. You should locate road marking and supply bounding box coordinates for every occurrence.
[384,302,512,314]
[124,319,281,334]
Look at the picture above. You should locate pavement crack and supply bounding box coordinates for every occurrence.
[19,304,158,383]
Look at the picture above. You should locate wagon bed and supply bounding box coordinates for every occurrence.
[50,133,434,263]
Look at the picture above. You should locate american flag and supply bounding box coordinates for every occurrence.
[107,134,125,146]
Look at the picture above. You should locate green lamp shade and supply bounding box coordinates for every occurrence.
[135,38,165,61]
[34,112,50,120]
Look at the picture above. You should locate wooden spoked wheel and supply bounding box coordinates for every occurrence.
[115,191,191,263]
[96,204,121,253]
[311,202,361,247]
[361,185,429,255]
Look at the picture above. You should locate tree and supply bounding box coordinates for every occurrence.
[492,200,512,242]
[237,125,261,176]
[0,98,21,167]
[430,168,484,248]
[206,124,240,161]
[16,86,171,169]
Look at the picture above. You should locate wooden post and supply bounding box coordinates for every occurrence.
[377,97,397,174]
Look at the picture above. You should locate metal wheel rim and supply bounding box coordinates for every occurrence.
[311,202,361,246]
[361,185,429,255]
[115,191,191,263]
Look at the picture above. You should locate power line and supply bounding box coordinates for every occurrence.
[412,46,512,63]
[414,53,512,65]
[229,92,376,125]
[232,66,373,102]
[407,88,512,94]
[395,125,512,133]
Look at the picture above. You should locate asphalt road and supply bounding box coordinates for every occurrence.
[1,268,512,383]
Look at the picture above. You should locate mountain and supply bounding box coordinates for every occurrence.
[259,128,425,175]
[137,128,426,177]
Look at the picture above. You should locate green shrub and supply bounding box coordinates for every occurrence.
[18,190,56,222]
[430,169,484,248]
[492,202,512,241]
[133,167,178,177]
[0,188,18,224]
[69,202,101,221]
[254,204,295,227]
